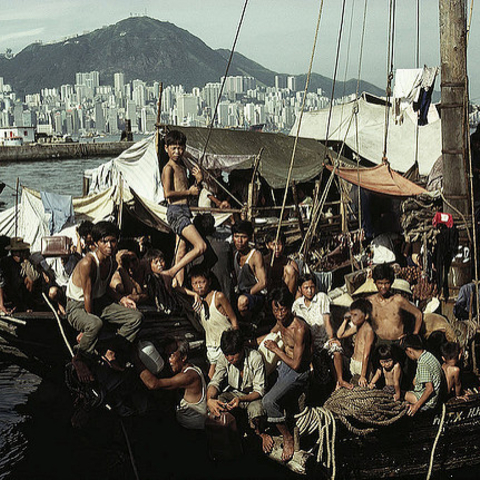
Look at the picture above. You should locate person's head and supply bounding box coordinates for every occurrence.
[91,221,120,257]
[265,232,286,258]
[349,298,372,327]
[402,333,424,360]
[441,341,462,366]
[168,339,190,374]
[232,221,254,252]
[193,213,216,237]
[391,278,412,299]
[77,220,95,252]
[118,250,139,276]
[270,287,294,325]
[376,344,396,371]
[164,129,187,163]
[220,329,245,368]
[188,265,212,297]
[298,273,317,301]
[145,249,166,274]
[372,263,395,297]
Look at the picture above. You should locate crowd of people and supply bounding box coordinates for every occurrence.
[0,129,473,463]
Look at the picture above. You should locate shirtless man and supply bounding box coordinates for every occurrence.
[66,221,143,383]
[368,263,422,343]
[260,287,312,462]
[232,221,267,319]
[161,129,206,285]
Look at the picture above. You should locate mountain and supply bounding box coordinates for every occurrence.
[0,16,383,97]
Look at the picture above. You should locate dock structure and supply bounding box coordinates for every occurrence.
[0,141,135,162]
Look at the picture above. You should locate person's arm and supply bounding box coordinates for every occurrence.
[0,286,10,314]
[139,367,196,391]
[452,366,462,398]
[216,291,239,330]
[408,381,434,416]
[206,384,227,416]
[337,319,357,339]
[324,314,335,340]
[257,320,281,345]
[162,164,199,201]
[398,296,423,335]
[393,363,402,401]
[249,251,267,295]
[359,327,375,387]
[107,265,137,309]
[78,258,95,313]
[265,320,307,372]
[174,285,202,313]
[368,368,382,389]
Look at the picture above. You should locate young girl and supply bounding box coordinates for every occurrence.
[368,344,402,401]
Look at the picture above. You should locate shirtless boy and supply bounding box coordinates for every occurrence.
[232,221,267,319]
[189,265,239,379]
[441,341,464,398]
[66,221,143,383]
[368,344,402,401]
[161,129,206,284]
[264,232,299,295]
[337,298,375,387]
[368,263,422,345]
[261,287,312,462]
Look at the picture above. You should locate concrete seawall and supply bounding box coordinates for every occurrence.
[0,141,135,162]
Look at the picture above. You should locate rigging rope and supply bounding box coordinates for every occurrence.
[271,0,325,266]
[426,402,446,480]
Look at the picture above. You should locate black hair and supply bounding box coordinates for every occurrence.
[350,298,372,318]
[220,329,244,356]
[165,129,187,147]
[265,231,286,246]
[144,248,165,263]
[377,344,394,361]
[298,273,317,288]
[176,340,190,360]
[232,220,254,238]
[270,287,294,310]
[440,341,461,361]
[91,221,120,243]
[193,213,216,237]
[372,263,395,283]
[77,220,94,239]
[188,264,211,282]
[401,333,424,351]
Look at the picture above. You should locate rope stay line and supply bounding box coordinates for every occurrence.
[271,0,325,267]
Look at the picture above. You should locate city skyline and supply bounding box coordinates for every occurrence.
[1,0,479,100]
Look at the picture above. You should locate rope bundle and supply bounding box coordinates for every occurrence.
[323,387,408,436]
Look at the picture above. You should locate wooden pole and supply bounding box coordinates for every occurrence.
[155,82,164,163]
[439,0,469,216]
[247,148,264,221]
[14,177,19,237]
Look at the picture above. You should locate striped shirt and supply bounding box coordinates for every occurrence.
[414,350,442,410]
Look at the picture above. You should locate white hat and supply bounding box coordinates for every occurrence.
[391,278,412,296]
[353,277,378,296]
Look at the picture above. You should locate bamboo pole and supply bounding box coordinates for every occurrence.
[155,82,164,162]
[14,177,19,237]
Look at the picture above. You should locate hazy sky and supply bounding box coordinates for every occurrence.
[1,0,479,99]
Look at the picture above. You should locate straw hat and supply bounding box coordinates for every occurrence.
[391,278,412,296]
[5,237,31,251]
[331,292,354,307]
[353,277,378,296]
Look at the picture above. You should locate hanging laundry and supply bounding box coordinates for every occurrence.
[40,191,75,235]
[413,66,439,126]
[393,68,423,124]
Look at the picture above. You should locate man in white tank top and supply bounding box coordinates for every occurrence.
[66,221,143,383]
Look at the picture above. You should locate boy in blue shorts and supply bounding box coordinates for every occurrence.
[161,130,206,285]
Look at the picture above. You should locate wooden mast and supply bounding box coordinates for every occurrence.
[439,0,469,217]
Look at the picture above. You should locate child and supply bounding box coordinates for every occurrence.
[368,344,402,401]
[441,341,464,398]
[403,333,443,416]
[161,130,206,285]
[337,298,375,388]
[188,265,238,379]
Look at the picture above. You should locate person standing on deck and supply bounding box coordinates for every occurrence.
[232,221,267,320]
[160,130,206,286]
[66,221,143,383]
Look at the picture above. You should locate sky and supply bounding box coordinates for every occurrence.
[0,0,479,100]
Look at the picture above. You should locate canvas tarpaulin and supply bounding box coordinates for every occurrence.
[325,163,427,197]
[290,95,441,176]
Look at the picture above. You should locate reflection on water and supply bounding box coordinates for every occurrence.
[0,363,40,480]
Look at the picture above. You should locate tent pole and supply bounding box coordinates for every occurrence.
[14,177,19,237]
[247,148,264,222]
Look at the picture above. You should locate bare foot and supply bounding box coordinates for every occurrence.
[58,304,66,316]
[102,349,125,372]
[260,433,274,454]
[72,354,94,383]
[282,437,295,462]
[335,379,354,391]
[76,332,83,344]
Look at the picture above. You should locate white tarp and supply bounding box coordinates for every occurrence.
[290,95,442,176]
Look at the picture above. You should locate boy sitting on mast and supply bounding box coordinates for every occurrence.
[161,129,206,286]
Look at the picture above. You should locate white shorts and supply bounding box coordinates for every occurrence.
[350,358,363,377]
[206,345,222,365]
